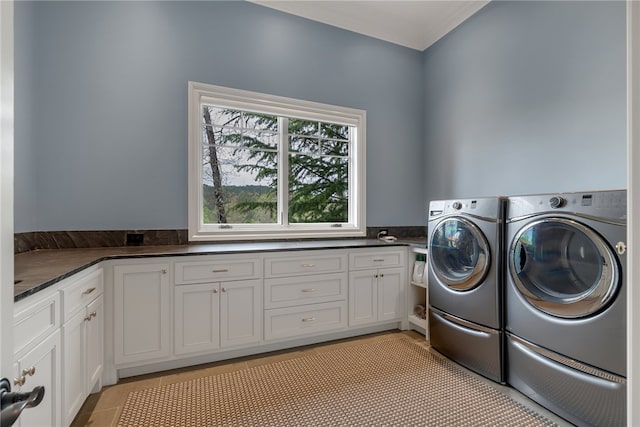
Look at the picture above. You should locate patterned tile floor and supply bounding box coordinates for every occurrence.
[70,330,571,427]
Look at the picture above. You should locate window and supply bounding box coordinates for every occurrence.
[188,82,366,241]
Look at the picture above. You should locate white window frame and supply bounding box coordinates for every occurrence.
[188,81,366,241]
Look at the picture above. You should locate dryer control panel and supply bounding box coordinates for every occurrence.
[508,190,626,221]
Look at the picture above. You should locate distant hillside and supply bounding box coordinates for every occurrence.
[203,184,271,198]
[202,184,275,223]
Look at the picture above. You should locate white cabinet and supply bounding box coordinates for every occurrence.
[348,249,405,327]
[174,279,261,355]
[264,251,348,341]
[174,255,262,356]
[113,263,171,365]
[60,268,104,426]
[13,330,62,427]
[174,283,219,355]
[61,268,104,426]
[85,295,104,394]
[220,280,262,348]
[13,290,62,427]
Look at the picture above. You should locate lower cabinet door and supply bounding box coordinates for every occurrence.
[220,279,262,348]
[15,330,62,427]
[114,263,171,365]
[174,283,220,355]
[85,295,104,393]
[348,271,377,326]
[377,267,403,322]
[62,310,86,425]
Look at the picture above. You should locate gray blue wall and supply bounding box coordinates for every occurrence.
[14,1,627,233]
[14,1,424,232]
[422,0,626,202]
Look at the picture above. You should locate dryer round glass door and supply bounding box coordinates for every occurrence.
[429,217,490,291]
[509,218,620,318]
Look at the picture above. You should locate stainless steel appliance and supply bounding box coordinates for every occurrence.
[427,197,505,383]
[505,189,627,426]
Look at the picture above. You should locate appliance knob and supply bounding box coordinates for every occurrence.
[452,201,462,210]
[549,196,565,209]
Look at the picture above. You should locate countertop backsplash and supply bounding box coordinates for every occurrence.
[15,227,426,254]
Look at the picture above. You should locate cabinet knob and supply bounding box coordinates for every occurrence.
[221,287,227,292]
[374,274,378,278]
[212,288,218,293]
[161,269,167,274]
[21,367,35,377]
[13,377,26,387]
[380,274,384,278]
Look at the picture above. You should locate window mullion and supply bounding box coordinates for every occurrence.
[278,117,289,227]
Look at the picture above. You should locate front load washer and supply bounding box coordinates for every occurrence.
[427,197,505,383]
[505,190,627,427]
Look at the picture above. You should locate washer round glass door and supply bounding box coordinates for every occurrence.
[429,217,490,291]
[510,218,619,318]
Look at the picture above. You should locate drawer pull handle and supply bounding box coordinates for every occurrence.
[14,377,26,387]
[302,317,316,322]
[301,288,316,293]
[302,264,315,268]
[373,259,385,262]
[84,311,97,321]
[212,269,229,273]
[82,287,96,295]
[21,367,36,377]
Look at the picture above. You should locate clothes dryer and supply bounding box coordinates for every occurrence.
[505,190,626,427]
[427,197,505,383]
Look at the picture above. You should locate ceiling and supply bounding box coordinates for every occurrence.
[249,1,491,51]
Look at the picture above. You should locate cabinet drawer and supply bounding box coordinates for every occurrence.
[265,252,347,277]
[14,291,61,356]
[349,250,404,270]
[264,273,347,309]
[62,268,103,321]
[264,301,347,340]
[175,257,261,285]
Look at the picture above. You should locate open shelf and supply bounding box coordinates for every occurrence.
[408,314,427,330]
[407,246,428,338]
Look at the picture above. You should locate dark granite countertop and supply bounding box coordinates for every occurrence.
[14,238,426,302]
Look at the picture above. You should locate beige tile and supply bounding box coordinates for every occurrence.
[312,332,393,353]
[245,350,305,368]
[70,407,119,427]
[90,378,161,412]
[160,361,248,385]
[400,330,427,342]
